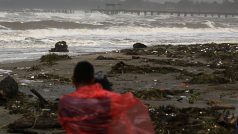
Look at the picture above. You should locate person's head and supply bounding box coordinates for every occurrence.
[72,61,95,87]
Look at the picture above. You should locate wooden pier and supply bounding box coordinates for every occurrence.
[91,9,238,18]
[29,9,75,14]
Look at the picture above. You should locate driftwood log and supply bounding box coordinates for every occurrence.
[8,115,61,133]
[30,89,49,107]
[8,89,61,133]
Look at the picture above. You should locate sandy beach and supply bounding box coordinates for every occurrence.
[0,43,238,133]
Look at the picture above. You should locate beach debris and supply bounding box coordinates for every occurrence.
[5,90,60,132]
[123,89,185,100]
[188,73,230,84]
[19,79,43,86]
[188,92,200,104]
[26,65,41,72]
[207,100,222,106]
[6,89,60,133]
[120,48,147,55]
[218,111,238,128]
[131,56,140,59]
[3,91,39,114]
[40,53,71,65]
[0,76,19,99]
[211,105,236,110]
[207,100,236,110]
[16,65,41,72]
[154,47,167,56]
[149,105,234,134]
[165,95,174,99]
[223,66,238,82]
[142,58,205,67]
[30,89,49,107]
[49,41,69,52]
[177,96,187,102]
[133,42,147,49]
[29,73,71,83]
[126,89,164,100]
[96,55,115,60]
[8,110,60,132]
[111,61,182,74]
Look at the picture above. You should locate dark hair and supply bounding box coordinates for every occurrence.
[72,61,95,84]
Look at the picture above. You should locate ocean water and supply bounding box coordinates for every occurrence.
[0,10,238,63]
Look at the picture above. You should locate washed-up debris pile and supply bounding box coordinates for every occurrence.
[96,55,116,60]
[188,73,230,84]
[111,61,181,74]
[124,89,164,100]
[3,89,60,133]
[123,88,203,105]
[8,109,60,133]
[142,58,205,67]
[4,92,39,114]
[120,43,238,68]
[29,73,71,83]
[40,53,71,65]
[149,105,236,134]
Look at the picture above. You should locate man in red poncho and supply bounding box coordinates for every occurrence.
[58,61,155,134]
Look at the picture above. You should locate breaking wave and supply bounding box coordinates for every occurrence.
[0,10,238,63]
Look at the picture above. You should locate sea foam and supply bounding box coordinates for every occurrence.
[0,10,238,63]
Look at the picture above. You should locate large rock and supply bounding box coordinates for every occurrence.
[133,43,147,49]
[0,76,19,99]
[49,41,69,52]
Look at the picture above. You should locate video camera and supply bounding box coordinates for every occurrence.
[95,71,113,91]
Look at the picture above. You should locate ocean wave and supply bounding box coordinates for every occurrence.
[203,20,215,28]
[0,10,238,63]
[1,10,237,29]
[0,26,237,52]
[0,12,7,18]
[0,26,237,42]
[0,20,105,30]
[24,26,238,38]
[0,24,8,29]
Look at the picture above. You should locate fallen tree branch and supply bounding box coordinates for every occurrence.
[30,89,48,107]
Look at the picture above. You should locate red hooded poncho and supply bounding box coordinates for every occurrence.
[58,83,155,134]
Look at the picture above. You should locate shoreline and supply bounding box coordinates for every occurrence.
[1,42,238,65]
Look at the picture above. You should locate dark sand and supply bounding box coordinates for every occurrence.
[0,43,238,133]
